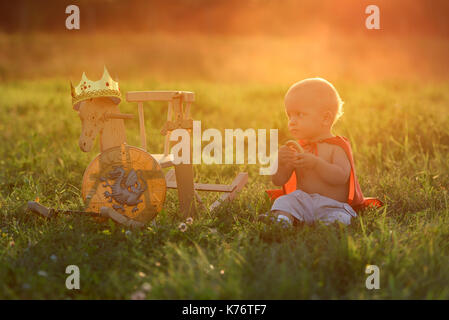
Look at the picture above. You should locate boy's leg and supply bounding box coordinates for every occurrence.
[312,194,357,226]
[269,190,315,225]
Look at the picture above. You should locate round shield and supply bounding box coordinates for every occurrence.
[81,144,166,223]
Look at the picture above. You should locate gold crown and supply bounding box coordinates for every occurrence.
[71,66,121,110]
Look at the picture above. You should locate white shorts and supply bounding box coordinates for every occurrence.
[271,189,357,225]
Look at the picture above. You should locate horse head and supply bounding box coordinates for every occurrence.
[75,97,116,152]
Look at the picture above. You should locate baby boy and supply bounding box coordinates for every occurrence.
[269,78,358,226]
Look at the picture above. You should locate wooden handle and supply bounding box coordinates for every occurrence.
[100,207,145,229]
[100,207,128,224]
[27,201,55,218]
[164,101,174,156]
[137,102,147,150]
[126,91,195,102]
[105,113,134,120]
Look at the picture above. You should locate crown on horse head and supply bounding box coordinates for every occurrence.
[71,66,121,110]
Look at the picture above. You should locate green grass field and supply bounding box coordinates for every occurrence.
[1,33,449,299]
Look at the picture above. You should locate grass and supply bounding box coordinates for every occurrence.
[0,33,449,299]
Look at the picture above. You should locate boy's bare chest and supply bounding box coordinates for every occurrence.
[297,143,333,177]
[308,143,334,162]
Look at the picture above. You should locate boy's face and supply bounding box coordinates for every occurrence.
[285,90,328,140]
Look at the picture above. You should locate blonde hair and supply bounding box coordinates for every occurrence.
[285,78,344,125]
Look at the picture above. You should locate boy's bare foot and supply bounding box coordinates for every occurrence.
[258,211,294,228]
[276,214,293,227]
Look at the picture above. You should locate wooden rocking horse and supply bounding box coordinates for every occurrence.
[69,67,247,225]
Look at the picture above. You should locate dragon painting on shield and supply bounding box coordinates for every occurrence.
[100,166,147,213]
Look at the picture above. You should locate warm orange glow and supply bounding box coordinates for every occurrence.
[0,0,447,83]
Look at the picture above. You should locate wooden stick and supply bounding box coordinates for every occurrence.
[27,201,145,229]
[184,102,191,119]
[166,180,235,192]
[165,167,235,195]
[27,201,101,218]
[164,101,173,156]
[126,91,195,102]
[209,172,248,211]
[100,207,128,224]
[27,201,55,218]
[100,207,145,229]
[137,102,147,151]
[164,169,176,182]
[194,190,207,211]
[152,153,174,168]
[105,113,134,120]
[174,164,196,218]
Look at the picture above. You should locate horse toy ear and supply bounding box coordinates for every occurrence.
[70,81,75,97]
[70,81,80,111]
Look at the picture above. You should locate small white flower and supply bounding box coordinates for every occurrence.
[178,222,187,232]
[125,230,132,236]
[131,290,146,300]
[37,270,48,277]
[186,217,193,225]
[50,254,57,262]
[141,283,152,292]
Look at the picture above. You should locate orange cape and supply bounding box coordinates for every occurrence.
[266,136,383,212]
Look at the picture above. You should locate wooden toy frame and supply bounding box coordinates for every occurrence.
[28,90,248,226]
[126,91,248,219]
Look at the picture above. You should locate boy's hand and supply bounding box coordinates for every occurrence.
[278,145,296,168]
[293,152,320,169]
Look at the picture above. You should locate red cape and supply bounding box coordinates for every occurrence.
[266,136,383,212]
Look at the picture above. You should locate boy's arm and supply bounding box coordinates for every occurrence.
[272,145,296,186]
[272,160,295,186]
[294,146,351,185]
[314,146,351,185]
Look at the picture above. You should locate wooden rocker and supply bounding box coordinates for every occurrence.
[68,67,247,225]
[71,68,166,224]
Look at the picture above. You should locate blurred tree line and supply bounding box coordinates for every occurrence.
[0,0,448,36]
